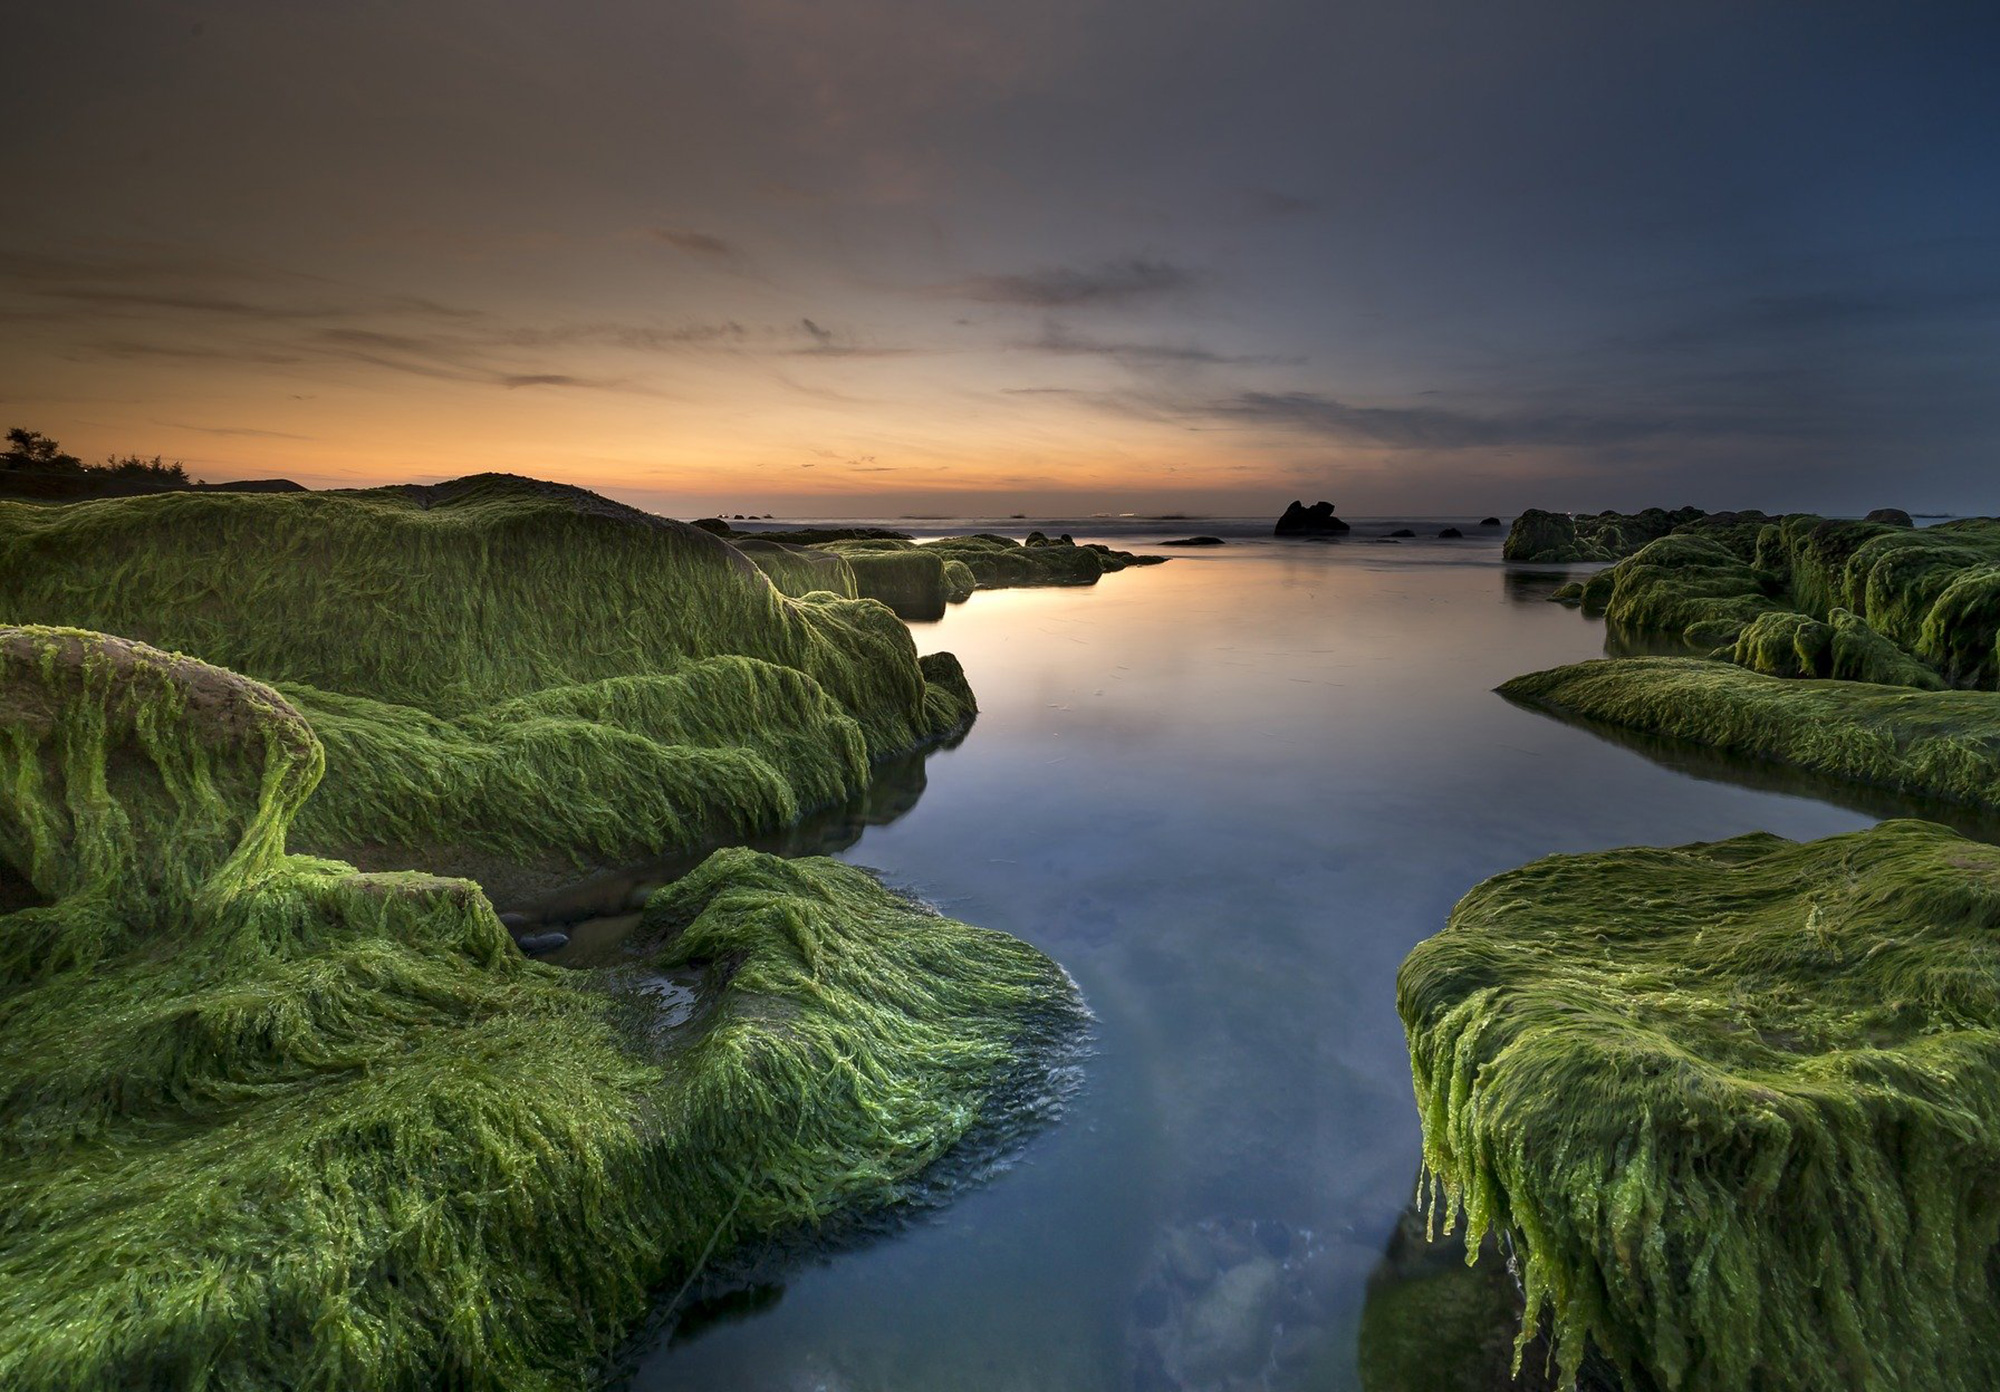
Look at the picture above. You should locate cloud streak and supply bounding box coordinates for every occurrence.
[933,258,1195,307]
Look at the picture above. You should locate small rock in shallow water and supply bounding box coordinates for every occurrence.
[497,911,532,932]
[1437,526,1464,538]
[1480,516,1502,526]
[515,931,569,955]
[1388,528,1416,538]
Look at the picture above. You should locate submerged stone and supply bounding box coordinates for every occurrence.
[1399,819,2000,1392]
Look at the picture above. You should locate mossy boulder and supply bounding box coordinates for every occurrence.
[0,477,972,878]
[1399,819,2000,1392]
[1571,514,2000,689]
[1502,506,1708,563]
[729,536,858,599]
[0,628,1083,1390]
[1504,656,2000,814]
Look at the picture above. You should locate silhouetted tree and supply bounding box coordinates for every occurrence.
[3,429,190,482]
[3,428,83,471]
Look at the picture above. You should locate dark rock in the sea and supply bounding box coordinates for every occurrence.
[1373,537,1402,544]
[1865,507,1914,527]
[690,517,731,535]
[497,911,533,933]
[1274,500,1351,536]
[1161,536,1225,547]
[1388,528,1416,538]
[515,931,570,955]
[1437,527,1464,539]
[1480,516,1502,527]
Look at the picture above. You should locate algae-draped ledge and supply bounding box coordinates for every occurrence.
[1399,819,2000,1392]
[0,474,978,891]
[0,474,1128,1390]
[0,628,1087,1390]
[1506,512,2000,815]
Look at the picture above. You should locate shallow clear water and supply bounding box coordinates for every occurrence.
[622,527,1926,1391]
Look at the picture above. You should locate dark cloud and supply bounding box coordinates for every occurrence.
[653,228,735,257]
[1208,390,1700,450]
[1243,189,1317,218]
[156,421,313,439]
[788,317,908,357]
[935,259,1195,308]
[1021,321,1287,366]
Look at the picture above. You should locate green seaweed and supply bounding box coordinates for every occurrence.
[1398,818,2000,1392]
[1503,507,1709,563]
[1502,657,2000,814]
[0,625,1081,1391]
[729,536,859,600]
[1575,514,2000,688]
[0,476,974,872]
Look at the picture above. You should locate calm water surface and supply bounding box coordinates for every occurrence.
[626,524,1894,1391]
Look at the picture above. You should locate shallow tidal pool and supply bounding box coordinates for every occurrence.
[621,522,1910,1391]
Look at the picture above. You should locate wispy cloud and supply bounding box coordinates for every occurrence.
[155,421,313,439]
[932,258,1195,307]
[1020,320,1288,366]
[653,227,736,257]
[1209,389,1717,449]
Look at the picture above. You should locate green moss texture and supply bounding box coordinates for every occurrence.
[1503,507,1710,563]
[1567,515,2000,690]
[0,625,1083,1391]
[1399,819,2000,1392]
[1502,657,2000,814]
[0,476,973,874]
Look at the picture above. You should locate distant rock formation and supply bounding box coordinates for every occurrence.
[1864,508,1914,527]
[1479,516,1502,527]
[1161,536,1225,547]
[1274,500,1350,536]
[1437,527,1464,538]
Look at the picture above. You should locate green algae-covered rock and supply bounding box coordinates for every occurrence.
[835,546,959,621]
[1399,819,2000,1392]
[1503,657,2000,813]
[0,628,1083,1391]
[0,477,973,876]
[1572,513,2000,689]
[1503,506,1708,564]
[729,535,859,599]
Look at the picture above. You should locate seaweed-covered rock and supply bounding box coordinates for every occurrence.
[1502,657,2000,812]
[1594,532,1784,650]
[0,477,972,877]
[0,627,319,929]
[1399,819,2000,1392]
[729,536,858,599]
[1564,514,2000,687]
[830,547,957,621]
[1864,507,1914,527]
[0,630,1083,1390]
[1501,506,1707,563]
[1274,500,1351,536]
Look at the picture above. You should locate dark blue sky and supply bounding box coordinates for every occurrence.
[7,1,1998,513]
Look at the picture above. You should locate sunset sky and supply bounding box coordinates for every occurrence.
[8,2,2000,516]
